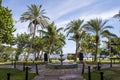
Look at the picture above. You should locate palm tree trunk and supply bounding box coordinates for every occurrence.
[48,41,54,62]
[75,40,79,62]
[109,39,111,56]
[95,35,99,62]
[27,23,37,62]
[48,44,52,62]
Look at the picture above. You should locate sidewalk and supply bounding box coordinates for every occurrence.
[1,63,119,80]
[32,64,84,80]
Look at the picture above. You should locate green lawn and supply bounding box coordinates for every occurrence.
[0,61,44,66]
[83,67,120,80]
[0,68,36,80]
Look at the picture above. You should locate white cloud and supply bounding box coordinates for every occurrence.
[48,0,96,21]
[80,9,119,21]
[55,8,119,27]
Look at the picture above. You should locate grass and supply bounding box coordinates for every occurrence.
[0,68,36,80]
[0,61,44,66]
[83,67,120,80]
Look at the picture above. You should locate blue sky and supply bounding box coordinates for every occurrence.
[2,0,120,54]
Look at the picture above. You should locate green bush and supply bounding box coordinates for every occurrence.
[67,54,75,60]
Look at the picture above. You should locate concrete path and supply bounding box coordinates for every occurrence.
[32,64,85,80]
[0,63,120,80]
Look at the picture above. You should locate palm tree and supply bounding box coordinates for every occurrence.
[86,18,113,61]
[20,4,49,61]
[39,22,64,61]
[64,19,86,61]
[54,33,66,55]
[102,31,118,56]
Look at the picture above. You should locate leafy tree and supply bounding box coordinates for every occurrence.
[32,36,45,60]
[0,45,16,62]
[86,18,113,61]
[64,19,86,61]
[20,4,49,61]
[0,0,15,44]
[110,38,120,56]
[15,33,30,61]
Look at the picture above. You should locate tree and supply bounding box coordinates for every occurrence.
[32,36,44,60]
[81,34,96,55]
[0,0,15,44]
[54,33,66,54]
[20,4,49,61]
[15,33,30,61]
[39,22,64,61]
[64,19,86,61]
[86,18,113,61]
[102,30,117,56]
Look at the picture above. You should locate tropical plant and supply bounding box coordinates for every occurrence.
[102,30,117,56]
[20,4,49,61]
[15,33,30,61]
[86,18,113,61]
[64,19,86,61]
[39,22,65,61]
[110,37,120,56]
[32,36,45,60]
[52,33,66,55]
[81,34,96,56]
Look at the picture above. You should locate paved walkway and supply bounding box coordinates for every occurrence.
[0,63,120,80]
[32,64,85,80]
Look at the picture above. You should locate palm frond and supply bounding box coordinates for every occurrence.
[113,10,120,18]
[101,26,113,32]
[28,22,33,34]
[101,30,117,38]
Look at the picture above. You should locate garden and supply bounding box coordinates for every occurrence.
[0,0,120,80]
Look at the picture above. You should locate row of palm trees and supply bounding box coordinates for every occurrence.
[65,19,117,61]
[19,4,119,62]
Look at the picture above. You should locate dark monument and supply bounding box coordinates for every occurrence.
[79,52,84,62]
[44,53,48,62]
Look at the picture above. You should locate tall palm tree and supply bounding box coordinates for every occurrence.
[20,4,49,61]
[86,18,113,61]
[64,19,86,61]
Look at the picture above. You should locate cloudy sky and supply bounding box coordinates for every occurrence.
[2,0,120,54]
